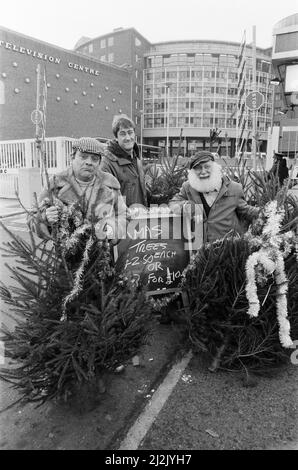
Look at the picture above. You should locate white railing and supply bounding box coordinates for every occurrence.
[0,137,75,198]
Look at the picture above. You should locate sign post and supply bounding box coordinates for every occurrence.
[245,91,264,111]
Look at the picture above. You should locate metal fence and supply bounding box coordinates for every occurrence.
[0,137,74,198]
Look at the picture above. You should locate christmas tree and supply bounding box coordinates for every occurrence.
[0,206,152,406]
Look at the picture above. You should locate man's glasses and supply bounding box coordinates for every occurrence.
[118,129,135,137]
[79,152,101,163]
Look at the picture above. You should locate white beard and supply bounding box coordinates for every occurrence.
[188,162,223,193]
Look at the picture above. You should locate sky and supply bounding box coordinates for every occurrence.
[1,0,297,50]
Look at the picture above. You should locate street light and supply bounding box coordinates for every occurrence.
[165,83,172,157]
[270,77,282,86]
[270,78,281,130]
[140,109,143,157]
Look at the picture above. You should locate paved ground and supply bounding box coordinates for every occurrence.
[138,355,298,450]
[0,198,25,219]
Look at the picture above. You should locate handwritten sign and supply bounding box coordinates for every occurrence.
[115,212,202,295]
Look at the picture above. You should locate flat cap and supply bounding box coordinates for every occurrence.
[189,151,214,169]
[72,137,105,155]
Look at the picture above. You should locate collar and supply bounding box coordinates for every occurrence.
[106,140,140,163]
[204,188,219,194]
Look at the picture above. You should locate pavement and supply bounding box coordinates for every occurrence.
[0,198,25,219]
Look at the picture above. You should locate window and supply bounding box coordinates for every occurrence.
[145,87,152,97]
[166,71,177,79]
[100,55,106,62]
[227,87,237,95]
[108,37,114,47]
[135,37,141,47]
[135,70,139,79]
[108,53,114,63]
[88,44,93,53]
[100,39,106,48]
[145,117,153,128]
[135,116,138,124]
[275,31,298,53]
[154,101,165,111]
[135,54,139,62]
[135,85,139,94]
[135,100,138,109]
[186,102,194,110]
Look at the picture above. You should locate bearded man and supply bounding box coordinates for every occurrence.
[169,151,259,243]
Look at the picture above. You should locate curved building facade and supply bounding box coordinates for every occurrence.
[270,14,298,158]
[143,40,273,156]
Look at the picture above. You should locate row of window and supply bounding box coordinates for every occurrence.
[85,35,142,53]
[147,70,238,81]
[146,55,271,72]
[146,54,238,68]
[145,69,270,82]
[144,86,272,99]
[145,86,239,97]
[145,107,270,118]
[144,101,239,112]
[144,116,270,130]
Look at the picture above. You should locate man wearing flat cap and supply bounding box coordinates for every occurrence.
[29,137,127,241]
[169,151,259,243]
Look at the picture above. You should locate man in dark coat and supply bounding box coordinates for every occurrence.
[278,158,289,186]
[100,114,148,208]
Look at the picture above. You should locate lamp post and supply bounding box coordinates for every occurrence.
[140,109,143,158]
[270,77,281,131]
[252,25,257,171]
[165,83,171,157]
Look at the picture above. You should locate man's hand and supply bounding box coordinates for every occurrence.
[45,206,59,224]
[105,224,114,239]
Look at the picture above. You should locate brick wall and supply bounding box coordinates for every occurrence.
[0,28,131,140]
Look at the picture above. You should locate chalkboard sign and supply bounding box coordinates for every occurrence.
[114,212,202,295]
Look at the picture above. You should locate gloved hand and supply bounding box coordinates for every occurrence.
[45,206,59,224]
[95,221,114,240]
[105,224,114,239]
